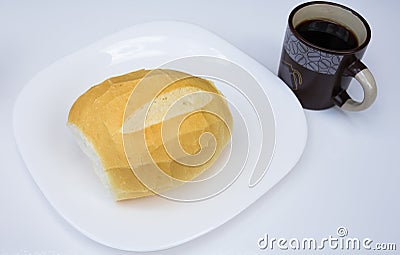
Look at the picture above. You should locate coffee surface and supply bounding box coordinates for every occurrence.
[296,19,358,51]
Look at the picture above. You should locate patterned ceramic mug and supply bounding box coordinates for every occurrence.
[278,1,377,111]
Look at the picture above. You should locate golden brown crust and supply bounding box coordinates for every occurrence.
[68,69,232,201]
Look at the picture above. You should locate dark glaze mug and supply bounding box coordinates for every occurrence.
[278,1,377,111]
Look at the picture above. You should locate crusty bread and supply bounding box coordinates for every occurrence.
[67,69,232,201]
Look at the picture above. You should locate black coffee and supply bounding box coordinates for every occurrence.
[296,19,358,51]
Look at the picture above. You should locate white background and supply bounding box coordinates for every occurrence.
[1,0,399,254]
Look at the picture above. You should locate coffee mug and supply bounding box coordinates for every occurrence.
[278,1,377,111]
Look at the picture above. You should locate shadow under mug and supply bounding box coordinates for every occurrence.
[278,1,377,111]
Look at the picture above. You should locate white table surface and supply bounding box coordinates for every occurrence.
[1,0,399,254]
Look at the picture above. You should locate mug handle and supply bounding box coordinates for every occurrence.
[333,60,377,111]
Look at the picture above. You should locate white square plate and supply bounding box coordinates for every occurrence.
[13,21,307,251]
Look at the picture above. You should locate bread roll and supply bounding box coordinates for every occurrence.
[67,69,232,201]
